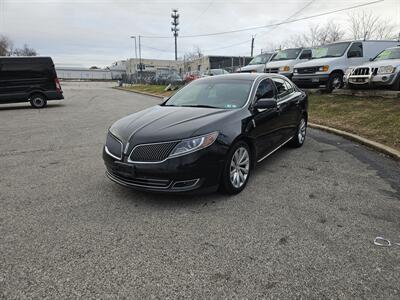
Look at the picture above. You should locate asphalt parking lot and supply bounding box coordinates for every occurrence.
[1,82,399,298]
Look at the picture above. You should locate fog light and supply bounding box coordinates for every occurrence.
[172,179,200,189]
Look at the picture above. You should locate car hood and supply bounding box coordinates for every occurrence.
[237,64,264,72]
[110,105,235,147]
[266,59,297,68]
[355,59,400,68]
[294,57,340,68]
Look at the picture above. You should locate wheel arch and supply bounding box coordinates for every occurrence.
[229,135,257,169]
[29,91,48,100]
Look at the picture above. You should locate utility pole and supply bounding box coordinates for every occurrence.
[138,35,142,83]
[130,36,137,59]
[251,35,255,57]
[171,9,179,61]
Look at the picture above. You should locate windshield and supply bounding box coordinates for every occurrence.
[373,48,400,61]
[271,48,301,61]
[312,42,350,59]
[164,79,253,109]
[248,53,272,65]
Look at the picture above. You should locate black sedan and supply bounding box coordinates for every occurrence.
[103,74,307,194]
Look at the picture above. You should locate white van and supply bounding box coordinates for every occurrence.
[236,52,275,73]
[292,40,400,91]
[264,48,312,79]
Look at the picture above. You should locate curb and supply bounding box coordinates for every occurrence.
[113,87,165,99]
[309,123,400,161]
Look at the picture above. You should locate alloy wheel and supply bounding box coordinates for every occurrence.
[298,118,306,144]
[230,147,250,189]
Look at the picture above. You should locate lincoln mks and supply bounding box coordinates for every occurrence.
[103,74,307,194]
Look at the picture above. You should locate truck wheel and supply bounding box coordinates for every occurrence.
[30,94,47,108]
[327,72,343,92]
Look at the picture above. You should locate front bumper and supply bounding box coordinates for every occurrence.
[345,73,398,87]
[292,74,329,88]
[103,144,226,193]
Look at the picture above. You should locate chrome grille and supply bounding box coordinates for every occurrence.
[297,67,317,74]
[106,133,123,160]
[108,171,171,189]
[353,67,370,76]
[129,141,179,162]
[265,68,279,73]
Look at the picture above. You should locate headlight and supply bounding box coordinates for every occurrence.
[279,66,290,72]
[318,65,329,72]
[377,65,395,74]
[293,68,298,73]
[169,132,219,158]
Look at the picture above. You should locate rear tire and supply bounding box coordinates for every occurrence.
[30,94,47,109]
[220,141,251,195]
[289,116,307,148]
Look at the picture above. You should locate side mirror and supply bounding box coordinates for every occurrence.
[369,57,373,61]
[254,98,277,110]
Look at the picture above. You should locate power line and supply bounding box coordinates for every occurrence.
[139,0,384,39]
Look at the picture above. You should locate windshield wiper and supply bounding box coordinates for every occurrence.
[181,104,219,109]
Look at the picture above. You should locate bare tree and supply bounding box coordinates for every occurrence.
[13,44,37,56]
[348,10,396,40]
[283,21,344,48]
[183,46,203,61]
[0,35,13,56]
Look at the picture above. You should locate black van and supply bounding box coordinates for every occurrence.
[0,56,63,108]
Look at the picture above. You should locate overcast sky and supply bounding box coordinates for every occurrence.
[0,0,399,67]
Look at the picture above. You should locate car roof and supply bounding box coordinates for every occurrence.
[195,73,288,82]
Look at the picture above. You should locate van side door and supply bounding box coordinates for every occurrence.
[347,42,365,66]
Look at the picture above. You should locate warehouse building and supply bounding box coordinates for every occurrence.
[56,67,112,80]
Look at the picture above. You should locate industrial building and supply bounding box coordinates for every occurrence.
[56,67,112,80]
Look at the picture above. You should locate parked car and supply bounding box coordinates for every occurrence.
[236,52,275,73]
[265,48,311,79]
[0,56,63,108]
[183,71,201,83]
[292,40,400,91]
[202,69,230,77]
[344,46,400,90]
[103,74,308,195]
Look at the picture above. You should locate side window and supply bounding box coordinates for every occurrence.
[347,42,363,58]
[272,78,290,98]
[255,79,275,100]
[299,49,311,59]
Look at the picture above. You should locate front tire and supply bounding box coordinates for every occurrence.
[220,141,251,195]
[30,94,47,108]
[289,116,307,148]
[327,72,343,92]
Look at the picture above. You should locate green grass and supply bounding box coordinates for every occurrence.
[308,94,400,151]
[119,84,173,97]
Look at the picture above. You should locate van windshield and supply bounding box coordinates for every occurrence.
[248,53,272,65]
[373,48,400,60]
[312,42,350,59]
[271,48,301,61]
